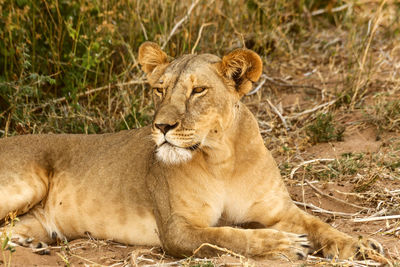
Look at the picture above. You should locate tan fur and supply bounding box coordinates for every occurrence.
[0,42,383,260]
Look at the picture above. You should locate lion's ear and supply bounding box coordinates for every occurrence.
[138,42,169,74]
[218,49,263,97]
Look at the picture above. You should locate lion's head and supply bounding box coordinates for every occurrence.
[138,42,262,164]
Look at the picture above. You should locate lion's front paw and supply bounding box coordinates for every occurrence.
[262,232,311,260]
[281,233,311,260]
[357,237,384,258]
[322,236,384,259]
[10,234,51,255]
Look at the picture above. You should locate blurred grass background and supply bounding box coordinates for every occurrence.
[0,0,399,136]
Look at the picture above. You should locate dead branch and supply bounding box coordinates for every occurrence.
[162,0,201,50]
[264,74,322,91]
[307,255,382,267]
[311,4,351,16]
[290,158,335,180]
[305,179,369,210]
[294,201,357,217]
[191,22,215,54]
[193,243,245,259]
[353,215,400,222]
[266,98,289,130]
[284,100,336,120]
[31,79,145,112]
[247,74,267,95]
[136,0,148,40]
[351,0,387,109]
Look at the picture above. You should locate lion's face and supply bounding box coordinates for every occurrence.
[148,54,238,165]
[138,42,262,164]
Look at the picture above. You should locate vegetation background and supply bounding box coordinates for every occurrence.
[1,0,398,137]
[0,0,399,265]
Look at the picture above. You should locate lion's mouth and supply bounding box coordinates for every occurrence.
[160,141,200,151]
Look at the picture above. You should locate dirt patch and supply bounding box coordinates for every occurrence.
[307,127,381,158]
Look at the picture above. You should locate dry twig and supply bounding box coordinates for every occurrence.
[247,74,267,96]
[284,100,336,120]
[294,201,357,217]
[266,98,289,130]
[193,243,245,259]
[162,0,201,50]
[290,159,335,180]
[31,80,145,112]
[311,3,351,16]
[351,0,387,109]
[191,22,215,54]
[264,74,322,91]
[307,255,382,267]
[305,179,368,210]
[353,215,400,222]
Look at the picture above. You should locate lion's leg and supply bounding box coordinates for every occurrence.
[0,166,49,220]
[157,217,310,260]
[0,165,53,254]
[1,209,53,255]
[248,203,383,258]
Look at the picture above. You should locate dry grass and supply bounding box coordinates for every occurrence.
[1,0,400,266]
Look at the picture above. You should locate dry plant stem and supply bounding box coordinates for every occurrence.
[367,250,395,266]
[213,6,245,47]
[304,179,369,210]
[136,0,148,41]
[161,0,201,50]
[247,74,267,95]
[290,158,335,179]
[301,170,307,212]
[4,113,11,138]
[31,80,145,112]
[311,3,350,16]
[131,248,160,266]
[294,201,356,217]
[31,247,50,254]
[69,252,108,267]
[140,257,219,267]
[307,255,381,267]
[191,22,215,54]
[192,243,245,259]
[143,261,183,267]
[55,252,70,266]
[266,98,289,130]
[353,215,400,222]
[284,100,337,120]
[350,0,387,109]
[264,74,322,91]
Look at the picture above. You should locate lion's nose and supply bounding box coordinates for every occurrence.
[155,122,178,134]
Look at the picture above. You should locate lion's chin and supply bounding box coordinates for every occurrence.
[156,143,193,165]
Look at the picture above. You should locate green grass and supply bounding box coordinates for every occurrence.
[1,213,18,267]
[306,112,345,144]
[365,98,400,134]
[1,1,399,136]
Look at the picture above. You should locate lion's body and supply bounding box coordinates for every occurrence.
[0,128,159,245]
[0,42,382,259]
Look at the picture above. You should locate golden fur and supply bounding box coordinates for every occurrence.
[0,42,383,260]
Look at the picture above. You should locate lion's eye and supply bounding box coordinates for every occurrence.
[192,87,207,95]
[153,87,164,95]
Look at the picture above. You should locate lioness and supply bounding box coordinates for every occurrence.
[0,42,383,260]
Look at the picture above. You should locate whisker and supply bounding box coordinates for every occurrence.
[187,143,200,151]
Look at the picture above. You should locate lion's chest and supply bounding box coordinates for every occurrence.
[204,188,256,226]
[222,193,253,224]
[171,179,255,227]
